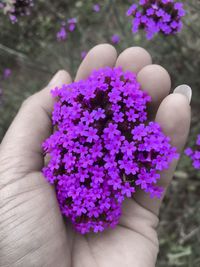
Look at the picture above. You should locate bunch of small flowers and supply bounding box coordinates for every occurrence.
[42,67,178,234]
[56,18,77,42]
[185,135,200,169]
[126,0,185,39]
[0,0,34,23]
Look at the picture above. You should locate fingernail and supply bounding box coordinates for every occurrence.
[173,84,192,104]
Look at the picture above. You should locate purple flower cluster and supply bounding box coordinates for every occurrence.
[185,135,200,169]
[126,0,185,39]
[0,0,34,23]
[42,67,178,234]
[56,18,77,42]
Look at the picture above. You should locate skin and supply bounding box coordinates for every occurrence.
[0,44,191,267]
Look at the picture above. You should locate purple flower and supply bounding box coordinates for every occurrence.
[3,68,12,79]
[127,0,185,39]
[113,111,124,123]
[93,4,100,12]
[185,147,193,156]
[81,110,95,125]
[56,18,77,42]
[92,108,106,120]
[111,34,120,44]
[185,134,200,170]
[42,67,178,234]
[85,127,99,143]
[121,141,136,156]
[9,14,18,23]
[68,17,77,32]
[104,123,120,139]
[126,109,139,122]
[121,182,135,197]
[126,4,137,16]
[56,27,67,41]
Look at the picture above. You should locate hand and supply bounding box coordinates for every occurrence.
[0,44,191,267]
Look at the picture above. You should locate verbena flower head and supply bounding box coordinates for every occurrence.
[0,0,34,23]
[111,34,120,44]
[126,0,185,39]
[185,135,200,169]
[42,67,178,234]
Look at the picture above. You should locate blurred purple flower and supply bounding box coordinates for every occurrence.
[81,51,87,59]
[56,18,77,41]
[3,68,12,79]
[68,17,77,32]
[93,4,100,12]
[185,135,200,169]
[127,0,185,39]
[9,14,18,23]
[42,67,178,234]
[111,34,120,44]
[56,27,67,41]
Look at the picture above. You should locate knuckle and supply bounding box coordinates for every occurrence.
[20,94,39,111]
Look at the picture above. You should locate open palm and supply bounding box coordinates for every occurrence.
[0,45,191,267]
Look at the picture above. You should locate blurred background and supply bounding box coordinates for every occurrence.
[0,0,200,266]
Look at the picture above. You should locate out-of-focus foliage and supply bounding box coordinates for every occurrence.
[0,0,200,266]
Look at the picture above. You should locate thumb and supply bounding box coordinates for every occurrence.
[0,70,71,186]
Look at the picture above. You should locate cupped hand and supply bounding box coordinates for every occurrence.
[0,44,191,267]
